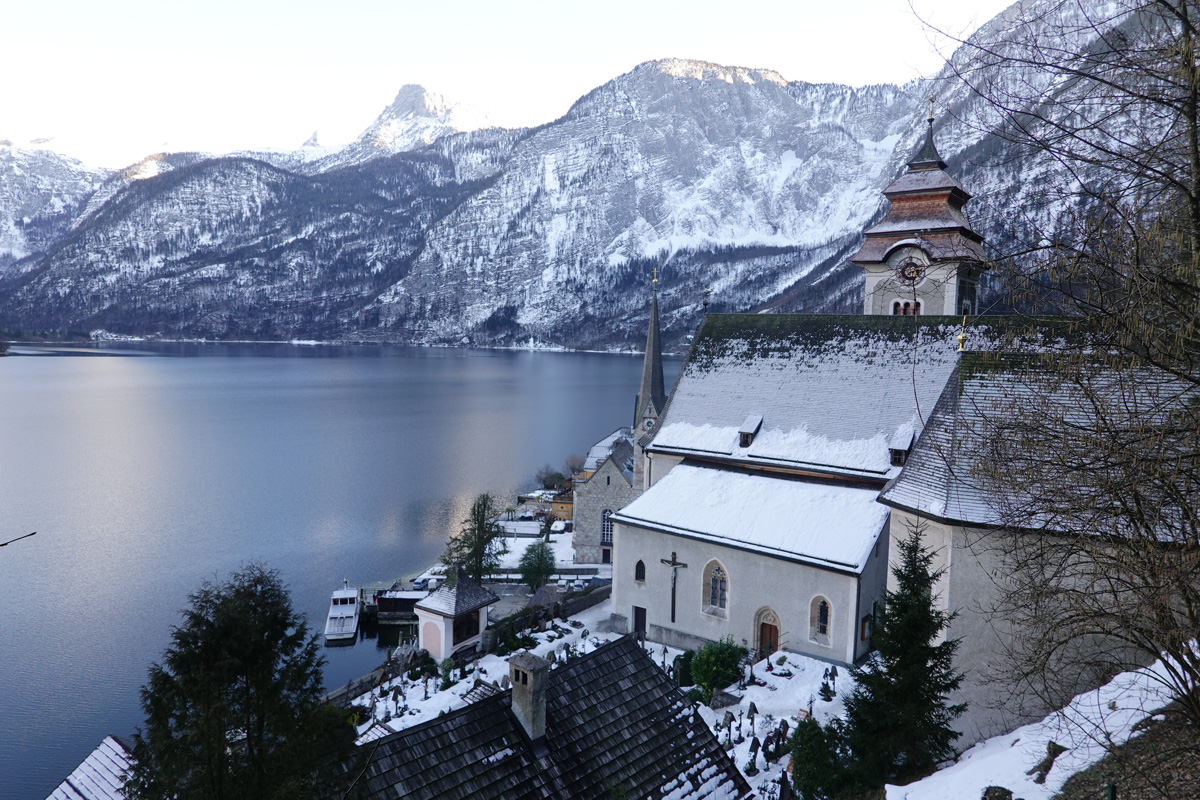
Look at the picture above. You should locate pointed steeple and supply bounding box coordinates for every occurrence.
[908,97,947,171]
[634,273,667,431]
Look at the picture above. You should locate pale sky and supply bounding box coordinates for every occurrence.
[0,0,1015,168]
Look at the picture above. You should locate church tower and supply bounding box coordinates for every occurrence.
[850,104,985,316]
[633,272,667,436]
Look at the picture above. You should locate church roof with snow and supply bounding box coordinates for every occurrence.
[879,350,1193,530]
[335,636,749,800]
[613,462,888,573]
[647,314,977,481]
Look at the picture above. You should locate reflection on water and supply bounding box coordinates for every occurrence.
[0,343,677,800]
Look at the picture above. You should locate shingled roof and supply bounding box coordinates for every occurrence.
[48,736,132,800]
[336,636,749,800]
[415,564,500,617]
[877,350,1188,530]
[647,315,971,481]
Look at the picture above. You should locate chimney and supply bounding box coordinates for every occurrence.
[507,652,550,745]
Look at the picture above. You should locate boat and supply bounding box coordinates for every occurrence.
[324,580,360,643]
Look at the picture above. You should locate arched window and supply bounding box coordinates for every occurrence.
[634,560,646,582]
[601,510,613,545]
[701,560,729,616]
[709,567,727,609]
[809,596,832,646]
[893,300,924,316]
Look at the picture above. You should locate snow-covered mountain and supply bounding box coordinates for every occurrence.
[0,143,110,268]
[304,85,501,174]
[0,0,1134,347]
[370,60,918,344]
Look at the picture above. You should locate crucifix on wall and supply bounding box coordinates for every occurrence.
[660,551,688,623]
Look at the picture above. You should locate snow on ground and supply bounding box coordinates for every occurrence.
[885,659,1175,800]
[496,532,575,569]
[346,596,848,797]
[346,594,1175,798]
[348,598,621,740]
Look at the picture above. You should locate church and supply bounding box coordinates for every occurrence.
[605,111,1045,742]
[571,285,667,565]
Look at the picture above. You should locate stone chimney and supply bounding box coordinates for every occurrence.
[507,652,551,744]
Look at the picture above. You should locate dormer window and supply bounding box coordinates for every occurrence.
[889,429,915,466]
[739,414,763,448]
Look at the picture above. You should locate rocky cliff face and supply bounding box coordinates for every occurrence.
[0,0,1128,347]
[0,144,109,269]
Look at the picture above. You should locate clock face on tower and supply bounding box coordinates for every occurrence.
[896,256,925,285]
[642,418,655,432]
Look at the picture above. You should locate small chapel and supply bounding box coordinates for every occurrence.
[606,110,1044,743]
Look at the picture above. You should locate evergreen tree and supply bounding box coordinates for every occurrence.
[442,492,508,583]
[125,564,352,800]
[788,717,846,800]
[841,524,965,788]
[518,540,556,592]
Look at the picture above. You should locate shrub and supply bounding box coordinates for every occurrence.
[690,637,747,703]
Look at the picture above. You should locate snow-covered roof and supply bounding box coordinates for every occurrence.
[583,427,631,471]
[48,736,131,800]
[852,232,986,264]
[648,315,971,480]
[415,565,500,617]
[612,462,889,573]
[880,352,1194,533]
[881,168,966,196]
[335,636,749,800]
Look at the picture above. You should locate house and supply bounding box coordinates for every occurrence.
[415,565,500,661]
[336,636,750,800]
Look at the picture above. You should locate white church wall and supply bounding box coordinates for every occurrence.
[612,521,865,666]
[890,508,1066,746]
[644,451,683,489]
[853,513,891,662]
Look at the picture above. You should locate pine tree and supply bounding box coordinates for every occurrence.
[518,540,556,592]
[442,493,508,583]
[841,523,965,788]
[125,564,353,800]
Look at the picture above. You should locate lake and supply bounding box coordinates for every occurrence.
[0,343,678,800]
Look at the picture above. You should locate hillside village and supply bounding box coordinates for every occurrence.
[51,99,1200,800]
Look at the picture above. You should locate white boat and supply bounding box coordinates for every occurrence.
[324,580,360,643]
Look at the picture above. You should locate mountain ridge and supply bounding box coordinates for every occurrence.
[0,2,1123,347]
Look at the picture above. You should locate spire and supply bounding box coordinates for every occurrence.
[908,95,947,172]
[634,278,667,429]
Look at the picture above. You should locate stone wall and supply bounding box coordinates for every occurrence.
[573,455,639,564]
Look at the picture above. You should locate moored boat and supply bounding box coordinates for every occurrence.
[324,580,360,643]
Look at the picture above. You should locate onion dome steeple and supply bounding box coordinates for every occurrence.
[849,98,987,317]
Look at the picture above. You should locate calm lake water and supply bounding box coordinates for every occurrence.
[0,343,678,800]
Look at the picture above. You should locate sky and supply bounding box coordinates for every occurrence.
[0,0,1016,169]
